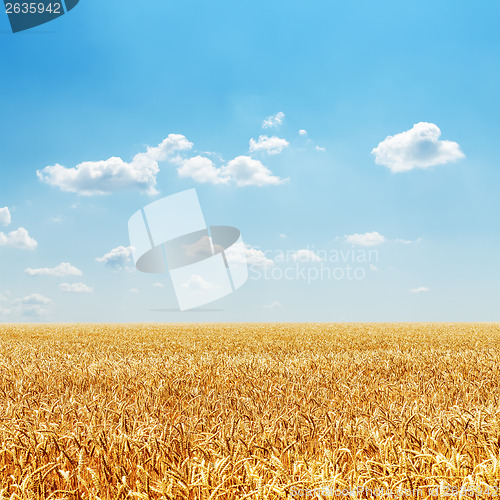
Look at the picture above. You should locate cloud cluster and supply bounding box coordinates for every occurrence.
[262,112,285,129]
[25,262,82,277]
[177,156,228,185]
[0,227,38,250]
[249,135,289,155]
[178,155,287,186]
[37,123,292,193]
[372,122,465,173]
[10,294,52,317]
[96,245,134,271]
[345,231,386,247]
[225,244,274,268]
[37,134,193,195]
[0,207,11,226]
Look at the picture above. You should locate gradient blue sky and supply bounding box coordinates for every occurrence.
[0,0,499,322]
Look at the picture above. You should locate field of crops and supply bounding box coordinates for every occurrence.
[0,323,499,499]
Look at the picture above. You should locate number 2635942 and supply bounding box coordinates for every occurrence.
[5,3,62,14]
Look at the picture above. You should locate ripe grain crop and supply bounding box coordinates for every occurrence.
[0,323,499,499]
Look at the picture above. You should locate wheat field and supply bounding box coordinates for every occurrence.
[0,323,499,498]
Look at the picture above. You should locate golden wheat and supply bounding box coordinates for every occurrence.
[0,323,498,498]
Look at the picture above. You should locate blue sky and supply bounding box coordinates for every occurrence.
[0,0,499,322]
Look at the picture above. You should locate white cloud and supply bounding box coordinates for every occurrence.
[291,249,323,262]
[221,156,287,186]
[129,288,139,294]
[249,135,289,155]
[395,237,423,245]
[153,282,164,288]
[225,244,274,268]
[372,122,465,173]
[345,231,386,247]
[60,282,93,294]
[0,207,11,226]
[181,274,216,293]
[25,262,82,277]
[298,130,307,136]
[178,155,286,187]
[11,294,52,317]
[178,156,228,185]
[245,246,274,267]
[315,146,326,152]
[96,245,134,271]
[410,286,430,294]
[263,301,282,309]
[0,227,37,250]
[279,233,287,239]
[262,112,284,129]
[37,134,193,195]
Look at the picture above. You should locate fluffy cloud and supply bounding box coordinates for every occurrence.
[225,244,274,268]
[372,122,465,173]
[178,156,228,185]
[153,282,164,288]
[298,130,307,136]
[262,112,284,129]
[315,146,326,152]
[249,135,289,155]
[60,282,93,294]
[37,134,193,195]
[96,245,134,270]
[291,249,323,262]
[345,231,386,247]
[0,227,37,250]
[221,156,286,186]
[245,246,274,267]
[11,294,52,317]
[25,262,82,277]
[178,155,286,187]
[0,207,11,226]
[410,286,430,294]
[181,274,216,292]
